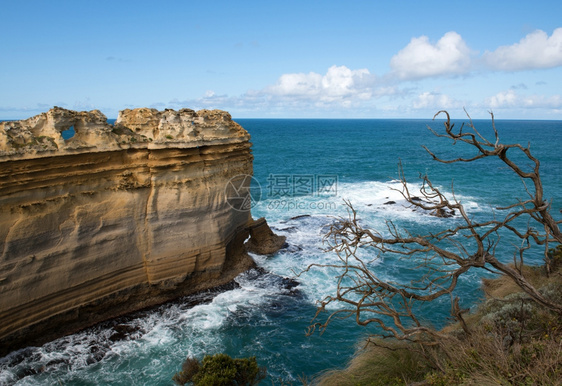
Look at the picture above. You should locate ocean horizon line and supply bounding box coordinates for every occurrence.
[2,116,561,123]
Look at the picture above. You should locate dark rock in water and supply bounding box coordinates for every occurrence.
[92,350,106,363]
[242,267,301,297]
[109,324,141,342]
[280,243,303,253]
[280,276,301,296]
[172,280,242,309]
[244,266,268,278]
[45,357,70,369]
[289,214,311,221]
[89,344,104,355]
[3,348,34,368]
[411,196,422,201]
[245,218,286,255]
[17,366,42,379]
[431,208,455,218]
[273,226,298,233]
[86,348,107,365]
[383,201,396,205]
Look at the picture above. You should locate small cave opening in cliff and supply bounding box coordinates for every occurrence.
[62,125,75,140]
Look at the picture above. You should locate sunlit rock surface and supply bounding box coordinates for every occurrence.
[0,107,256,355]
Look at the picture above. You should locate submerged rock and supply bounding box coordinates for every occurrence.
[431,208,456,218]
[289,214,311,221]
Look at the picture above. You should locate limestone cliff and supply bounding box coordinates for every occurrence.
[0,107,256,355]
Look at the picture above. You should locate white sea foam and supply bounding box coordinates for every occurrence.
[249,178,491,315]
[0,267,300,385]
[254,178,485,229]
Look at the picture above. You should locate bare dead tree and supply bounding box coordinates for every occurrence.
[305,111,562,347]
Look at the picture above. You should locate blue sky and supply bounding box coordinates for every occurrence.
[1,0,562,119]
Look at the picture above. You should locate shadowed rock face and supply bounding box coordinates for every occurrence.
[246,218,287,255]
[0,107,256,356]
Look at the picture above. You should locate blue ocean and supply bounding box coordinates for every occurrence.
[1,118,561,385]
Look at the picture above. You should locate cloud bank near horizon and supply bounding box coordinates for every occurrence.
[167,28,562,117]
[165,28,562,117]
[3,28,562,119]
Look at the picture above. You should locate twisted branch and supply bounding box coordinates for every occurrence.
[305,111,562,346]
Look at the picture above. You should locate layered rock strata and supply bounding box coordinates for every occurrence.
[0,107,257,355]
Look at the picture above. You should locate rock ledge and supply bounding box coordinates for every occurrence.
[0,107,250,160]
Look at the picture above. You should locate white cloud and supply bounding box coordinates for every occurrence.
[486,90,562,109]
[487,90,518,108]
[159,66,411,116]
[412,92,458,109]
[484,28,562,71]
[266,65,373,102]
[148,31,562,118]
[390,32,473,80]
[321,66,370,99]
[267,71,323,97]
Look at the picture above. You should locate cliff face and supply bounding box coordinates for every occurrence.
[0,107,255,355]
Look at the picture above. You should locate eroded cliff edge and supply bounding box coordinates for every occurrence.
[0,107,257,355]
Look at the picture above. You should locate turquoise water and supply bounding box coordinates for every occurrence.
[1,118,561,385]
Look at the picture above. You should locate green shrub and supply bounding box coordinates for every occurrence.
[547,244,562,273]
[173,353,266,386]
[172,357,201,385]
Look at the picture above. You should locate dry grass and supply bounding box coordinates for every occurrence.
[316,249,562,386]
[426,327,562,385]
[314,342,431,386]
[482,264,545,299]
[317,322,562,386]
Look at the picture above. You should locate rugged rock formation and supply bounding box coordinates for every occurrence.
[0,107,258,355]
[0,106,249,157]
[245,218,287,255]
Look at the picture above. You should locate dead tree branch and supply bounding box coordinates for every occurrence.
[305,111,562,346]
